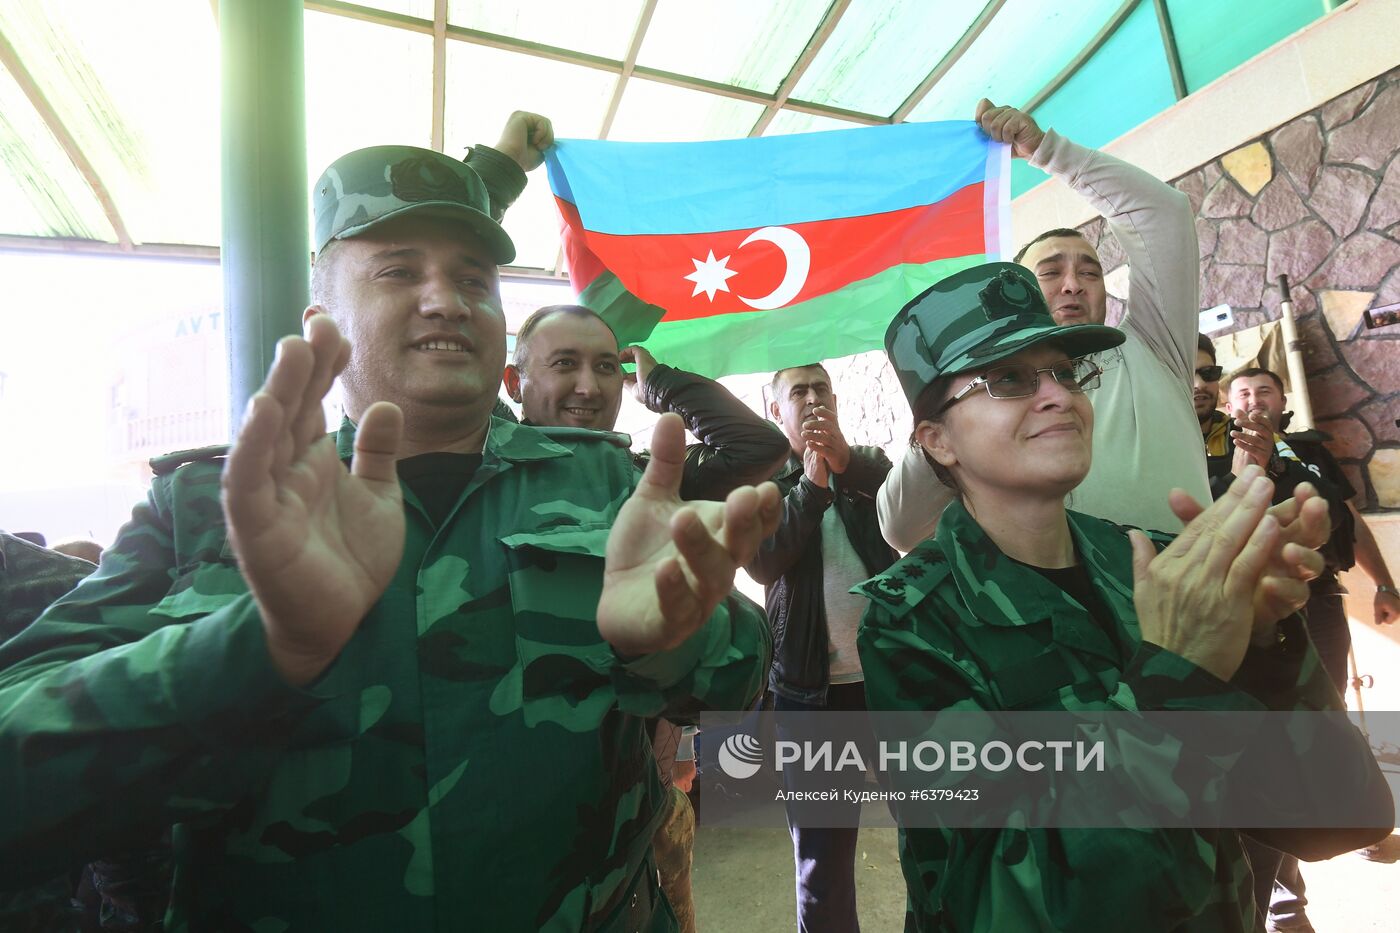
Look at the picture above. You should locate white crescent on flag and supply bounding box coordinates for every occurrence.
[736,226,811,310]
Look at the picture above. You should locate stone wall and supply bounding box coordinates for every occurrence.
[1078,66,1400,511]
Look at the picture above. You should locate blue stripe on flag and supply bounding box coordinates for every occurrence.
[545,121,989,237]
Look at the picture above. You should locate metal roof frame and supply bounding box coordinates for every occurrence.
[748,0,852,137]
[891,0,1007,123]
[0,28,133,248]
[1023,0,1140,114]
[1152,0,1187,100]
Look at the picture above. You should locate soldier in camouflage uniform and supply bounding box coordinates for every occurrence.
[853,262,1391,932]
[0,125,779,931]
[0,532,93,930]
[507,302,787,933]
[0,532,91,646]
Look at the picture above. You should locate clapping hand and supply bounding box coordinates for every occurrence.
[1230,408,1275,475]
[597,413,780,656]
[222,313,406,686]
[1129,466,1325,682]
[801,404,850,475]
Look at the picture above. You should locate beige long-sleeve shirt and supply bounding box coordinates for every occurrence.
[877,130,1211,550]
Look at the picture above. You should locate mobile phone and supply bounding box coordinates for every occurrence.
[1363,300,1400,329]
[1198,304,1233,333]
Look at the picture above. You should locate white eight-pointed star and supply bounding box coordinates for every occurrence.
[683,250,739,301]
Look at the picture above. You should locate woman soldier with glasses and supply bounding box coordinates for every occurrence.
[851,263,1391,932]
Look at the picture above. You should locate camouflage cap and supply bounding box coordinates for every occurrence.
[313,145,515,263]
[884,262,1125,405]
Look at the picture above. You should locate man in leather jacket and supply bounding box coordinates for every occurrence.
[747,363,897,933]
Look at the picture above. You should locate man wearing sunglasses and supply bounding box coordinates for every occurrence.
[878,101,1210,550]
[1194,333,1230,446]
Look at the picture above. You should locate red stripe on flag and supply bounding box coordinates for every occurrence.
[554,197,607,294]
[566,182,985,323]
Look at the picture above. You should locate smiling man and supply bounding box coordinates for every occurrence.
[504,301,786,933]
[0,123,778,932]
[506,304,624,430]
[877,100,1210,550]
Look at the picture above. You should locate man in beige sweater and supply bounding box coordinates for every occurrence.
[877,100,1210,550]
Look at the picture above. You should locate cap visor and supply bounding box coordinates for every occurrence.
[943,321,1127,375]
[336,201,516,265]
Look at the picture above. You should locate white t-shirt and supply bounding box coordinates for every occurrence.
[820,507,867,684]
[876,131,1211,549]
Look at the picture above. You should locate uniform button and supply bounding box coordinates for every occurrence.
[631,892,639,908]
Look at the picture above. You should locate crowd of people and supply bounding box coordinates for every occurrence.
[0,100,1395,933]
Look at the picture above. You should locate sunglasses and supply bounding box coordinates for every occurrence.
[1195,365,1223,382]
[937,358,1103,414]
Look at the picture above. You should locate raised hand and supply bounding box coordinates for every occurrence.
[802,445,829,489]
[222,312,406,686]
[598,413,780,656]
[975,98,1046,159]
[1166,480,1328,634]
[1129,466,1285,682]
[620,345,658,405]
[1230,408,1275,475]
[801,404,850,474]
[493,111,554,173]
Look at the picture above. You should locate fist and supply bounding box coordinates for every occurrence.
[493,111,554,172]
[974,98,1045,159]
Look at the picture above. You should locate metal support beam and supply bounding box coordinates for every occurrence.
[892,0,1006,123]
[0,28,133,248]
[1151,0,1187,100]
[0,233,570,283]
[221,0,310,438]
[1023,0,1139,114]
[598,0,659,139]
[749,0,851,137]
[431,0,447,150]
[0,235,219,262]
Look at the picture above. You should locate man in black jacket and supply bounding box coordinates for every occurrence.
[747,363,897,933]
[1208,366,1397,932]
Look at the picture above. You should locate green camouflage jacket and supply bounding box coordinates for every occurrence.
[854,500,1386,933]
[0,416,770,932]
[0,533,94,930]
[0,532,92,645]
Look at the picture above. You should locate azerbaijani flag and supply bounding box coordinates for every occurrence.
[545,122,1010,378]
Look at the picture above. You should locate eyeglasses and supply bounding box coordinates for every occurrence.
[1195,365,1223,382]
[937,358,1103,414]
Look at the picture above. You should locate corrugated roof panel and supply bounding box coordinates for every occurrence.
[444,43,617,269]
[0,0,219,245]
[790,0,988,117]
[1167,0,1321,93]
[0,52,113,239]
[1015,0,1176,198]
[448,0,641,60]
[303,10,434,187]
[906,0,1125,123]
[763,110,869,136]
[607,77,767,142]
[634,0,827,94]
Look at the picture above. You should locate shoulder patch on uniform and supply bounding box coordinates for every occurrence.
[149,444,230,476]
[851,540,950,619]
[533,426,633,449]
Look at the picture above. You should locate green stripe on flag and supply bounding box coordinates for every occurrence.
[584,255,988,379]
